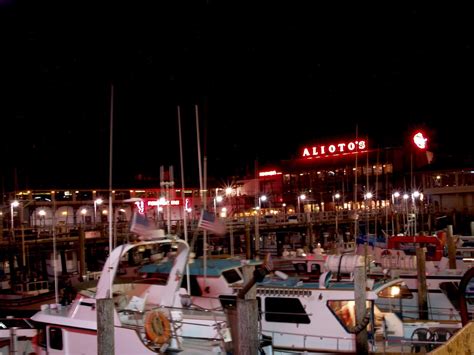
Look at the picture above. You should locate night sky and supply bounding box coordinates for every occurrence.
[1,1,473,191]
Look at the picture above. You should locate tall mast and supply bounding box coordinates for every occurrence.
[177,105,191,292]
[195,105,207,285]
[108,84,114,255]
[353,125,359,240]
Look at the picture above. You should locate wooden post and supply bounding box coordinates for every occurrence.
[446,225,457,269]
[60,249,68,276]
[230,223,234,257]
[245,222,251,259]
[97,297,115,355]
[354,262,368,354]
[10,326,18,355]
[8,253,17,285]
[306,212,313,247]
[228,264,259,355]
[79,227,86,279]
[238,264,259,355]
[416,247,428,320]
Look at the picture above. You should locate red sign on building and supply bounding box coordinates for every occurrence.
[301,139,367,158]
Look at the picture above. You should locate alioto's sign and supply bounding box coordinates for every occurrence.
[302,139,367,158]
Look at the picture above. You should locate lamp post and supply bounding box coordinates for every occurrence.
[403,193,410,234]
[333,193,341,244]
[392,191,400,235]
[81,208,87,225]
[412,190,421,235]
[363,192,373,240]
[10,200,19,240]
[39,209,46,228]
[254,195,267,260]
[157,196,166,229]
[214,195,223,217]
[94,198,103,225]
[297,194,306,216]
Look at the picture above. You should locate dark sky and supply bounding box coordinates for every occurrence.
[1,1,473,191]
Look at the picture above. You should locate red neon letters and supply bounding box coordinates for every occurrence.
[302,139,367,158]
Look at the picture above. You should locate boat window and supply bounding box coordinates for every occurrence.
[264,297,310,324]
[219,295,237,309]
[377,282,413,299]
[219,295,262,317]
[467,279,474,305]
[36,325,47,348]
[222,269,242,284]
[328,300,372,330]
[180,275,202,296]
[293,263,307,274]
[48,327,63,350]
[439,282,460,310]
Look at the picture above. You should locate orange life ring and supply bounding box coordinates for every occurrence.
[144,310,171,346]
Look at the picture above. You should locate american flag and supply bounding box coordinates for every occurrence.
[198,209,226,235]
[130,212,151,235]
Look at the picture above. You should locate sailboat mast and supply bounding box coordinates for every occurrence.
[178,106,188,244]
[353,125,359,240]
[177,105,191,292]
[108,84,114,254]
[366,138,370,237]
[195,105,207,285]
[52,197,59,304]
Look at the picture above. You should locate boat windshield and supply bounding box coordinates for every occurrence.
[222,268,242,284]
[376,282,413,299]
[328,300,373,331]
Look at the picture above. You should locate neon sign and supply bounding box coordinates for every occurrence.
[134,200,145,213]
[259,170,282,177]
[148,199,181,206]
[302,139,367,158]
[413,131,427,150]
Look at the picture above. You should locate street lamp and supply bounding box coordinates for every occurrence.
[94,198,103,225]
[412,190,421,235]
[10,200,19,240]
[403,193,410,234]
[297,194,306,215]
[333,193,341,244]
[363,192,373,239]
[364,192,373,205]
[39,209,46,228]
[214,195,223,217]
[392,191,401,234]
[81,208,87,225]
[254,195,267,260]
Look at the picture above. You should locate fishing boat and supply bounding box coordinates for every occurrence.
[0,279,57,316]
[0,317,38,354]
[139,253,463,353]
[29,234,239,354]
[353,234,474,321]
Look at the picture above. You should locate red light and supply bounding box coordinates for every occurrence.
[413,132,427,150]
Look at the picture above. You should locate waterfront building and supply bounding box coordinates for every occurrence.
[0,131,473,264]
